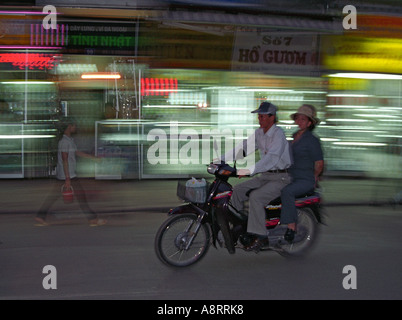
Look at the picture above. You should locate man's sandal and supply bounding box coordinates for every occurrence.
[89,218,107,227]
[34,217,50,226]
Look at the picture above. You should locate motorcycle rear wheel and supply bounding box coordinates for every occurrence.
[155,213,211,267]
[278,207,319,258]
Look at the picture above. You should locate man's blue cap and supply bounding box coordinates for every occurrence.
[251,102,277,115]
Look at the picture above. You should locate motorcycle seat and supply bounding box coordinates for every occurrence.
[267,189,315,206]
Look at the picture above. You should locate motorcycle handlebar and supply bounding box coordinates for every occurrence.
[208,161,240,178]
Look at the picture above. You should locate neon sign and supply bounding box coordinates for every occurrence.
[31,23,67,47]
[141,78,178,96]
[0,53,61,70]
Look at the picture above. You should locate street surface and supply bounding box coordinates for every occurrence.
[0,204,401,301]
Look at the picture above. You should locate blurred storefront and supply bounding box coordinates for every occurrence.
[0,5,400,180]
[321,14,402,178]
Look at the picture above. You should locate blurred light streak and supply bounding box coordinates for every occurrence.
[353,114,399,118]
[333,142,388,146]
[81,72,121,80]
[327,94,373,97]
[0,135,55,139]
[326,119,372,122]
[0,10,60,15]
[321,138,341,142]
[376,135,402,138]
[1,81,54,85]
[329,73,402,80]
[0,46,63,49]
[339,130,387,133]
[143,105,197,109]
[208,107,249,111]
[326,105,375,109]
[238,88,294,92]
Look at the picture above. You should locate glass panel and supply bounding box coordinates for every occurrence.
[0,124,23,178]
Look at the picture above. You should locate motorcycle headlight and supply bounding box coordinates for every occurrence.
[207,163,218,174]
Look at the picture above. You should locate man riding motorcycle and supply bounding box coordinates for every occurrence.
[217,101,292,252]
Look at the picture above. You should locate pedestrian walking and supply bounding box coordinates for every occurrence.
[35,117,106,226]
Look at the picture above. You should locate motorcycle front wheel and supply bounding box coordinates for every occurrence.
[155,213,211,267]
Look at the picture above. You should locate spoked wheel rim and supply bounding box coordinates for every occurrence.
[155,214,211,267]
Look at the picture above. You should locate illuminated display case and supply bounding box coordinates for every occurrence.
[0,123,57,178]
[0,124,24,178]
[0,78,59,178]
[95,120,141,179]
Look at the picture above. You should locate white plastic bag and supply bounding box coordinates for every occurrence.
[185,177,207,203]
[185,177,206,187]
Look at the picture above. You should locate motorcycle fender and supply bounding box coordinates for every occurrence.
[311,204,325,225]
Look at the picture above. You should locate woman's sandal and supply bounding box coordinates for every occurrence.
[284,228,296,243]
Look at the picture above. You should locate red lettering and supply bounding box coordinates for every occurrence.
[141,78,145,96]
[155,78,159,96]
[145,78,149,96]
[140,78,178,96]
[0,53,59,70]
[150,78,154,96]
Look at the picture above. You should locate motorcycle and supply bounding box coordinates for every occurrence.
[155,161,323,267]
